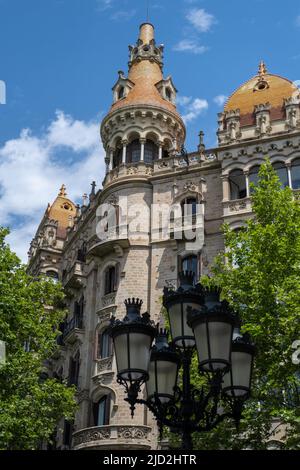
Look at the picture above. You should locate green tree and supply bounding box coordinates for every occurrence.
[191,160,300,449]
[0,227,76,450]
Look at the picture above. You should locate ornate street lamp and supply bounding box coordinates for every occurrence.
[109,273,255,450]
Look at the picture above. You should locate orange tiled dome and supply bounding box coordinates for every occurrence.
[224,62,299,126]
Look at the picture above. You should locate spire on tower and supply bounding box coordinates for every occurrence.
[258,60,267,77]
[58,184,67,197]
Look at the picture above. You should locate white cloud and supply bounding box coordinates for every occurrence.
[213,95,228,107]
[0,111,105,262]
[173,39,207,54]
[186,8,216,32]
[177,95,208,124]
[111,9,136,21]
[96,0,113,11]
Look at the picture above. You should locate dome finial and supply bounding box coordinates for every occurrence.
[58,184,67,197]
[139,22,154,44]
[258,60,267,77]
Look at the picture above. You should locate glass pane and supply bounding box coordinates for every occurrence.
[249,166,260,193]
[273,163,288,187]
[229,170,246,200]
[291,159,300,189]
[97,397,106,426]
[182,256,198,280]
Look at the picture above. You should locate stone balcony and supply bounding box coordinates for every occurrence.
[63,316,84,345]
[72,424,153,450]
[223,197,252,217]
[87,225,130,257]
[63,261,86,289]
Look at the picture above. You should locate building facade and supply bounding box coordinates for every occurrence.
[28,23,300,450]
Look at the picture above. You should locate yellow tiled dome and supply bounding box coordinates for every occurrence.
[224,62,299,125]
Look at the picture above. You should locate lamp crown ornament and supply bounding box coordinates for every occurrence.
[124,297,143,318]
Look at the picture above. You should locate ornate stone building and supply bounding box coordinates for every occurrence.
[28,23,300,450]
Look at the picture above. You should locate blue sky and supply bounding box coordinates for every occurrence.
[1,0,300,260]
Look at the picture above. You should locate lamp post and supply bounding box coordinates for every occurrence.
[109,272,255,450]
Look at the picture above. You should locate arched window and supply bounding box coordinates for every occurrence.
[118,86,124,100]
[229,170,246,200]
[97,328,112,359]
[181,255,199,281]
[93,395,111,426]
[104,265,119,295]
[113,147,122,168]
[46,270,59,281]
[273,162,288,187]
[249,165,260,193]
[291,158,300,189]
[127,139,140,163]
[144,140,158,163]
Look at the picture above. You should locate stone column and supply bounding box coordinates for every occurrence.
[122,140,128,164]
[140,138,146,162]
[109,149,114,171]
[244,170,250,197]
[221,175,230,201]
[158,142,163,160]
[286,162,292,189]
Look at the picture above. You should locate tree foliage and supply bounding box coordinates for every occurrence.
[0,228,76,449]
[190,160,300,449]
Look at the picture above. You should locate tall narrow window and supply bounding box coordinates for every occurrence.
[249,165,260,193]
[68,351,80,386]
[97,328,112,359]
[118,86,124,100]
[74,297,84,329]
[273,162,288,187]
[181,255,199,281]
[144,140,158,163]
[104,265,119,295]
[165,87,172,101]
[229,170,246,200]
[181,197,197,219]
[77,242,86,262]
[291,158,300,189]
[93,395,111,426]
[127,139,140,163]
[113,147,122,168]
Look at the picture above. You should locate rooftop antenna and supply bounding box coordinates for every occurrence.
[146,0,149,22]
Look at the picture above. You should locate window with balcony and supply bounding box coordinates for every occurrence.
[97,328,112,359]
[229,170,246,200]
[104,265,119,295]
[291,158,300,189]
[93,395,111,426]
